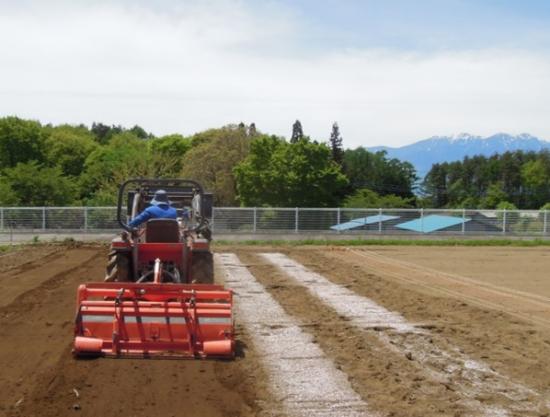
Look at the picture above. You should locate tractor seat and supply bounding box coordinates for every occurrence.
[145,219,180,243]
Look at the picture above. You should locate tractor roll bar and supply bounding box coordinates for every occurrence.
[117,178,206,232]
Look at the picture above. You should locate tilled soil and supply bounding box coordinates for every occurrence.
[369,246,550,298]
[284,247,550,414]
[0,245,261,417]
[237,251,465,417]
[301,247,550,394]
[0,244,64,275]
[1,244,549,417]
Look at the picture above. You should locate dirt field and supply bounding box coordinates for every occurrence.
[1,243,549,416]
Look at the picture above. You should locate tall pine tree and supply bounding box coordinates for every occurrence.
[290,120,304,143]
[329,122,344,165]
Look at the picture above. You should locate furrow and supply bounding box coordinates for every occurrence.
[260,253,419,333]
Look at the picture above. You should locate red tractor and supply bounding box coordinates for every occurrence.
[73,179,234,359]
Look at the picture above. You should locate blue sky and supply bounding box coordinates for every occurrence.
[1,0,550,147]
[275,0,550,50]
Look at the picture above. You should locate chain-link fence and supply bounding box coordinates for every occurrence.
[0,207,548,237]
[0,207,118,232]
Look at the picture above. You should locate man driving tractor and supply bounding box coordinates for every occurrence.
[128,189,177,228]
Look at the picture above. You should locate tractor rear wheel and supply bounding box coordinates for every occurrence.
[190,252,214,284]
[104,251,130,282]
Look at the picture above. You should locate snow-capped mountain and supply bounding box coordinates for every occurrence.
[368,133,550,177]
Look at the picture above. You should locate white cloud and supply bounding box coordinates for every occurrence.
[1,0,550,147]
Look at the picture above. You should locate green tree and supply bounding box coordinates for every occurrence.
[0,178,19,205]
[84,188,118,206]
[44,125,98,177]
[481,182,508,209]
[499,151,525,206]
[421,150,550,209]
[329,122,344,165]
[129,125,150,139]
[496,201,520,232]
[343,188,414,208]
[455,196,480,209]
[521,158,550,208]
[421,163,448,207]
[522,159,548,188]
[345,148,417,199]
[496,201,518,210]
[3,162,77,206]
[149,134,192,174]
[90,122,123,145]
[290,120,304,144]
[181,126,251,205]
[80,132,152,202]
[235,136,348,207]
[189,124,245,147]
[0,116,45,168]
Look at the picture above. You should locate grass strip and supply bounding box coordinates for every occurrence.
[0,244,17,254]
[213,238,550,247]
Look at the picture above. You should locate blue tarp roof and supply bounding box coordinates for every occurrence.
[395,214,470,233]
[331,215,400,231]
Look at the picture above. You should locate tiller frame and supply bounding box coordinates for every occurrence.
[73,282,234,359]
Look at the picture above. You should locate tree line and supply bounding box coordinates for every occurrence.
[3,116,547,210]
[421,151,550,210]
[0,117,416,208]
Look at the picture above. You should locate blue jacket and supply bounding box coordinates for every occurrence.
[129,204,178,227]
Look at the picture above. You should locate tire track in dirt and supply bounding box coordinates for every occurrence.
[262,253,548,416]
[0,245,64,274]
[1,246,261,417]
[217,253,373,417]
[0,249,106,416]
[0,247,98,308]
[347,249,550,330]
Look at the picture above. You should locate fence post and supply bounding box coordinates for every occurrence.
[544,210,548,236]
[253,207,257,233]
[378,208,383,234]
[295,207,299,233]
[420,208,424,233]
[0,207,3,231]
[211,208,215,232]
[84,207,88,231]
[462,208,466,235]
[502,209,507,235]
[42,207,46,231]
[337,207,341,225]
